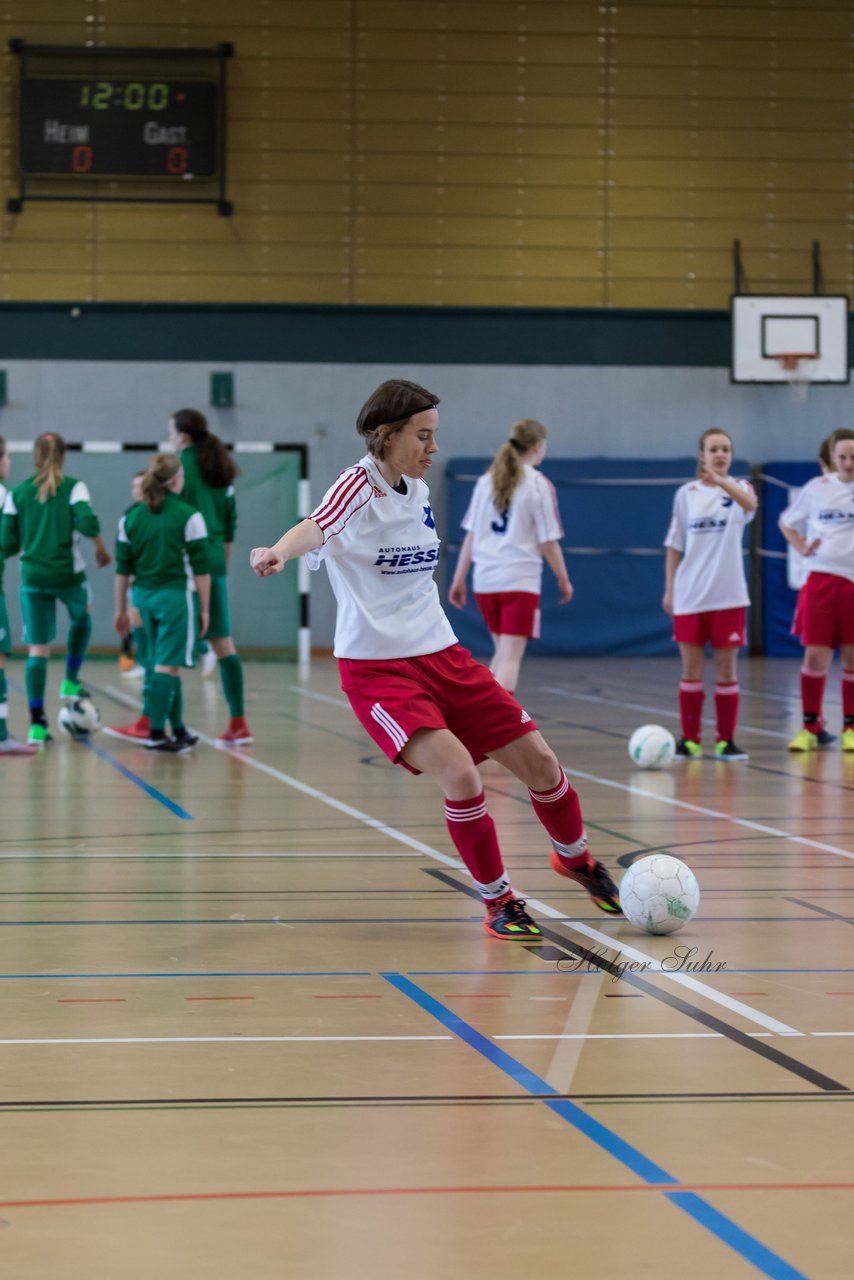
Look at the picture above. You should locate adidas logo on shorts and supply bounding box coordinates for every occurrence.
[520,709,531,724]
[728,632,741,642]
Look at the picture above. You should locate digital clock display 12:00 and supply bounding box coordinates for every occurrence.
[19,77,218,177]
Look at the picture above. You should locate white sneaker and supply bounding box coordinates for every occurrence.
[200,648,218,678]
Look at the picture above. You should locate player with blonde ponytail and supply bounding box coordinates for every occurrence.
[1,433,110,744]
[449,419,572,693]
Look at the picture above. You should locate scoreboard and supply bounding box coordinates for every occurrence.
[8,41,232,214]
[20,78,218,178]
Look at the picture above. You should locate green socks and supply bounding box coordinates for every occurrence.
[219,653,244,718]
[26,657,48,721]
[171,678,184,733]
[66,613,92,680]
[149,672,180,734]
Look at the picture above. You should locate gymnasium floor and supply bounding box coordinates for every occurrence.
[2,654,852,1280]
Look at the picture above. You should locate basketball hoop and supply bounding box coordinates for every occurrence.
[775,352,819,402]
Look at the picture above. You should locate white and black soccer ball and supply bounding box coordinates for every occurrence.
[628,724,676,769]
[58,697,101,738]
[619,854,700,935]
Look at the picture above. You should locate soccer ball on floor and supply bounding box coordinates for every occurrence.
[619,854,700,935]
[628,724,676,769]
[58,697,101,738]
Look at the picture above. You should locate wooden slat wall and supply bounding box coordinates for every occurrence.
[0,0,851,308]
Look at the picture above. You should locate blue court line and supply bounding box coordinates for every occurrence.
[79,738,193,820]
[383,972,811,1280]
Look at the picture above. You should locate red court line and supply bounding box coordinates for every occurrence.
[185,997,255,1002]
[57,999,127,1004]
[3,1182,853,1210]
[826,992,854,996]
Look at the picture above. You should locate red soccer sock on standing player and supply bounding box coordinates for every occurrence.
[528,769,588,871]
[444,794,511,902]
[679,680,705,743]
[801,667,827,730]
[714,681,739,742]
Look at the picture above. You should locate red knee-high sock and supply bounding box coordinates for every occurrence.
[714,682,739,742]
[679,680,705,742]
[529,769,588,870]
[843,670,854,724]
[801,667,826,729]
[444,793,510,902]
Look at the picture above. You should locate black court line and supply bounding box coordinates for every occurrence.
[2,1089,853,1109]
[424,867,849,1094]
[785,898,854,924]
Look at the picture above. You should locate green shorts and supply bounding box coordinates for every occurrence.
[205,575,232,641]
[0,592,11,656]
[134,584,197,669]
[21,583,90,646]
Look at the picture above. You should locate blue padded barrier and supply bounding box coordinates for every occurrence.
[444,456,751,657]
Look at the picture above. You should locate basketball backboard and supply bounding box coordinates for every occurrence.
[731,294,849,384]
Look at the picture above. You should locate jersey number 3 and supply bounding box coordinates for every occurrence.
[491,509,510,535]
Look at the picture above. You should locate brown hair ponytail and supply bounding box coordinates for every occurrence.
[33,432,66,503]
[490,419,547,515]
[171,407,238,488]
[142,453,182,513]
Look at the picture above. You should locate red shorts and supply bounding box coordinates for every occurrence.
[475,591,541,639]
[792,586,806,640]
[338,643,538,774]
[795,572,854,648]
[673,606,746,648]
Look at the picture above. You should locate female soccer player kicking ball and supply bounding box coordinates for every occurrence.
[448,418,572,693]
[250,380,619,939]
[663,428,757,760]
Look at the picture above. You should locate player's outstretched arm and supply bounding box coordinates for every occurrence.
[250,518,324,576]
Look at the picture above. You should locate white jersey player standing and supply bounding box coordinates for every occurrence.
[779,428,854,752]
[250,379,621,939]
[663,428,757,760]
[448,419,572,692]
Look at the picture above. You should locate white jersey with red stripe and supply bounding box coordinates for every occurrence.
[462,465,564,594]
[664,478,756,615]
[779,473,854,585]
[305,453,458,659]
